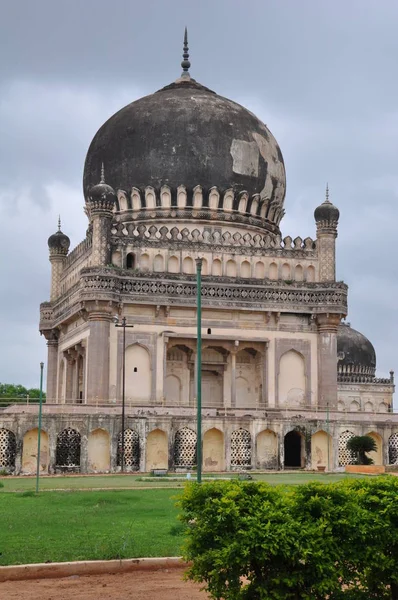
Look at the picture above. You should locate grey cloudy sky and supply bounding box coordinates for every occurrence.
[1,0,397,388]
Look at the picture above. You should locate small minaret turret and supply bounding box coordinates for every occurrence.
[86,164,116,266]
[314,184,340,282]
[47,216,70,301]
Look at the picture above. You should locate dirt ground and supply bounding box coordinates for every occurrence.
[0,568,209,600]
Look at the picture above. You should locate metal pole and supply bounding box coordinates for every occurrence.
[326,399,330,471]
[195,258,203,483]
[121,317,126,474]
[36,362,44,493]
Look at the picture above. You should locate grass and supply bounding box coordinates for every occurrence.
[0,473,377,566]
[0,471,368,492]
[0,489,183,566]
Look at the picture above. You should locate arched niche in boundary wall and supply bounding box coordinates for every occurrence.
[203,428,224,472]
[366,431,383,466]
[256,429,277,469]
[311,430,332,470]
[87,428,110,472]
[22,428,49,473]
[146,428,168,471]
[125,344,151,402]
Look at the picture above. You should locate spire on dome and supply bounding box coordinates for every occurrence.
[58,215,61,231]
[100,162,105,184]
[325,182,330,203]
[181,27,191,78]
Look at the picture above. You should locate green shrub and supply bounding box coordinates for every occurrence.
[0,481,4,489]
[179,478,398,599]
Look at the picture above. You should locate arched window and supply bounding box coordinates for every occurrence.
[174,428,197,468]
[117,428,140,470]
[0,429,16,472]
[231,429,251,468]
[338,430,356,466]
[56,428,81,469]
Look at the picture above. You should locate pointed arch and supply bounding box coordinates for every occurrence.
[203,428,224,471]
[146,428,168,471]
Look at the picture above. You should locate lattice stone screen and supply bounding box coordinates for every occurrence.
[174,427,197,468]
[0,429,16,471]
[338,430,356,466]
[388,433,398,465]
[56,428,81,468]
[231,428,252,468]
[117,429,140,470]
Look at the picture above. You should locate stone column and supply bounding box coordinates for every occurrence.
[46,333,59,402]
[262,342,268,407]
[316,314,341,409]
[86,311,112,403]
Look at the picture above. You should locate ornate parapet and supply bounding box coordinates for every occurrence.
[110,222,316,258]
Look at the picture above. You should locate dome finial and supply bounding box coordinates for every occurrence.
[100,162,105,184]
[181,27,191,78]
[325,182,330,203]
[58,215,61,231]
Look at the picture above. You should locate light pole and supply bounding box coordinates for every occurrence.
[36,362,44,493]
[113,316,134,473]
[195,258,203,484]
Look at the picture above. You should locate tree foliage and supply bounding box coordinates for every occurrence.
[179,477,398,599]
[0,383,46,400]
[347,435,377,465]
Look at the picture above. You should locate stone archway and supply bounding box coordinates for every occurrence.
[203,428,224,472]
[87,428,110,472]
[22,428,49,474]
[284,430,304,468]
[146,429,168,471]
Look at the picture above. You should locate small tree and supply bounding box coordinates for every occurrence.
[347,435,377,465]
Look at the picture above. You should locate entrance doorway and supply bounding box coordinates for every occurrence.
[284,430,303,468]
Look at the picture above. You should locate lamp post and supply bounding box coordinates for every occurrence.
[36,362,44,493]
[195,258,203,484]
[113,316,134,473]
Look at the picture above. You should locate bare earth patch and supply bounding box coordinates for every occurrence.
[0,567,208,600]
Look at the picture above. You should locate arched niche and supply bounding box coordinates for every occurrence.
[125,344,151,402]
[165,374,181,405]
[174,427,197,468]
[240,260,251,278]
[269,262,278,280]
[146,429,168,471]
[282,263,291,280]
[140,253,150,271]
[168,255,179,273]
[112,250,122,268]
[230,428,251,468]
[366,431,383,465]
[203,428,224,472]
[255,261,265,279]
[256,429,277,469]
[311,430,332,470]
[307,265,315,282]
[153,254,164,272]
[338,430,356,466]
[183,256,194,274]
[212,259,222,276]
[56,428,81,470]
[226,259,237,277]
[87,428,110,472]
[22,428,49,474]
[295,264,303,281]
[0,429,16,472]
[278,350,306,407]
[126,252,135,269]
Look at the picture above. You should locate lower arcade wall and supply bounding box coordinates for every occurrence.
[1,409,398,474]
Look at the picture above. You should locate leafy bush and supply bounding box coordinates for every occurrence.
[0,481,4,489]
[179,477,398,599]
[347,435,377,465]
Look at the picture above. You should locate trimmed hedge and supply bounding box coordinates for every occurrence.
[179,477,398,599]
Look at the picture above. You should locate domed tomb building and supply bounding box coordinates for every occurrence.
[1,34,397,474]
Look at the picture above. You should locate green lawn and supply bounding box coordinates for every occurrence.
[0,489,183,566]
[0,473,377,566]
[0,471,368,492]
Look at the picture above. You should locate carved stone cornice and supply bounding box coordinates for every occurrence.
[316,313,342,333]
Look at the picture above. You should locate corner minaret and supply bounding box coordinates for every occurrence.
[314,184,340,282]
[86,164,116,266]
[47,217,70,301]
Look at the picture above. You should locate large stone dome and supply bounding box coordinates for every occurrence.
[83,77,286,233]
[337,323,376,381]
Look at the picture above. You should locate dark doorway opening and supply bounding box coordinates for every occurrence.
[284,430,302,468]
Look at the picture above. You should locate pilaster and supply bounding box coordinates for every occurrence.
[43,330,59,401]
[85,307,114,403]
[316,313,341,409]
